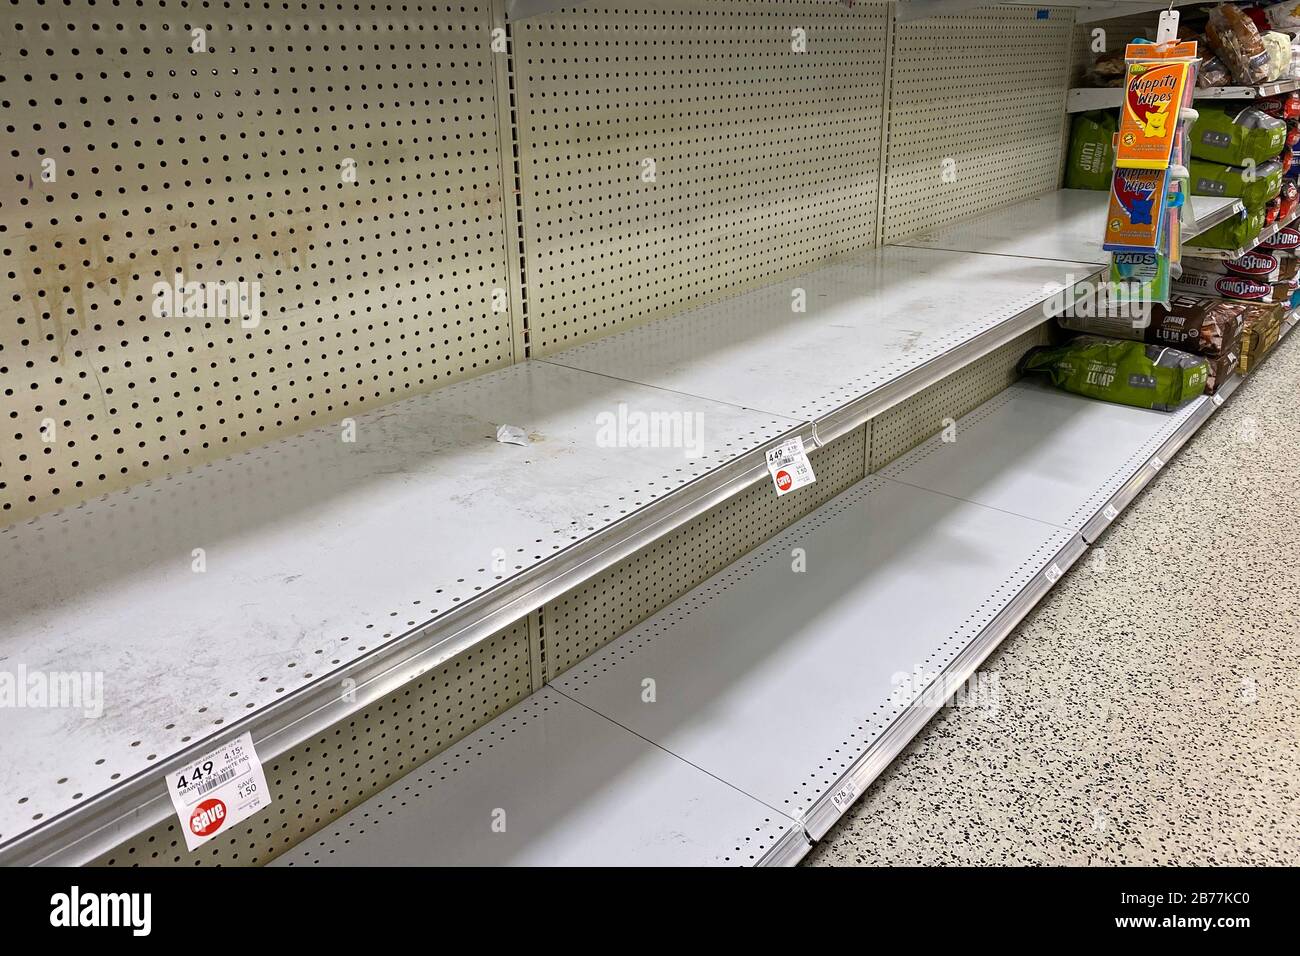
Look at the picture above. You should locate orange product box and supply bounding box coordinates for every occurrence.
[1116,59,1193,170]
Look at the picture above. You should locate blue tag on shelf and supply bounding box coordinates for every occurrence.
[1037,9,1049,18]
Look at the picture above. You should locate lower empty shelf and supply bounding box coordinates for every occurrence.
[268,359,1256,865]
[879,380,1214,543]
[273,688,808,867]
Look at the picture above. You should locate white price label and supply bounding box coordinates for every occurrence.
[830,780,858,812]
[166,731,272,851]
[1150,456,1164,472]
[766,436,816,497]
[1213,393,1225,407]
[1044,562,1063,584]
[1103,504,1119,522]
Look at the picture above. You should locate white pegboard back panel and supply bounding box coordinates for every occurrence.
[542,424,867,678]
[883,6,1075,242]
[1,1,515,525]
[514,0,891,353]
[868,323,1049,470]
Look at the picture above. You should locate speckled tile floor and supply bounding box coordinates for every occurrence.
[806,331,1300,867]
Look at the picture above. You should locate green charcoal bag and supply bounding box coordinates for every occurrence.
[1187,207,1265,249]
[1018,336,1208,411]
[1190,157,1283,213]
[1189,105,1286,167]
[1065,111,1118,191]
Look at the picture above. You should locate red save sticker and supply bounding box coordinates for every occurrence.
[190,798,227,838]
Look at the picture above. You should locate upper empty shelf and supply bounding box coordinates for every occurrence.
[542,244,1095,436]
[0,359,801,861]
[896,189,1243,264]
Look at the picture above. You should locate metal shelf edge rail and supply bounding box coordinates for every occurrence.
[799,533,1090,841]
[0,419,814,868]
[813,268,1103,444]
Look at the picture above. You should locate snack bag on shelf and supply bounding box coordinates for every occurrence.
[1264,1,1300,31]
[1188,208,1266,249]
[1065,111,1118,190]
[1018,336,1208,411]
[1189,105,1287,166]
[1198,54,1234,88]
[1190,156,1283,212]
[1206,3,1272,84]
[1262,31,1293,80]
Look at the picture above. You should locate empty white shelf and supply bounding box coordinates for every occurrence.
[543,245,1095,437]
[272,688,808,867]
[273,352,1266,865]
[879,380,1213,543]
[556,476,1083,840]
[0,360,802,863]
[896,189,1243,264]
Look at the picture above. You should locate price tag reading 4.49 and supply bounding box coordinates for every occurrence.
[165,731,272,851]
[766,437,816,497]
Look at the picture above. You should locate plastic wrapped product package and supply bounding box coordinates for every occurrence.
[1018,336,1209,411]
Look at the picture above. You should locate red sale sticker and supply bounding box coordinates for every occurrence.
[166,732,272,851]
[766,437,816,497]
[190,798,227,838]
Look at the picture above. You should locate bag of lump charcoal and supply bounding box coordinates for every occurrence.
[1204,348,1241,394]
[1145,294,1247,355]
[1065,112,1118,191]
[1056,312,1147,342]
[1237,302,1287,372]
[1190,157,1283,213]
[1018,336,1209,411]
[1189,208,1265,249]
[1189,105,1286,167]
